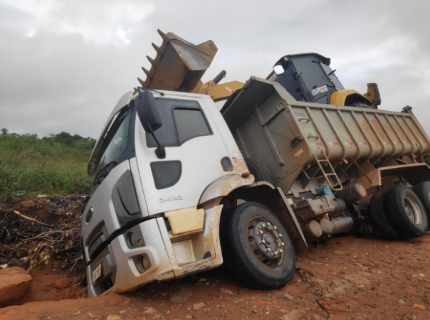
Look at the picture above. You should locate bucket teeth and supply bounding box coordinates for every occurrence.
[152,43,161,54]
[137,77,145,87]
[146,55,155,65]
[142,67,150,77]
[157,29,166,40]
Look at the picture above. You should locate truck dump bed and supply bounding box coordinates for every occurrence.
[222,77,430,195]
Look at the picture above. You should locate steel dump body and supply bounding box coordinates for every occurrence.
[222,77,430,195]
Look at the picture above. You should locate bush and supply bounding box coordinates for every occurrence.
[0,131,95,197]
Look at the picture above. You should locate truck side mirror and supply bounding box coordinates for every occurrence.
[273,65,285,75]
[136,90,162,133]
[136,90,166,159]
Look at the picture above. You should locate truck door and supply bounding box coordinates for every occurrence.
[134,94,231,215]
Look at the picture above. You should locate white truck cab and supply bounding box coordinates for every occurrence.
[81,88,301,297]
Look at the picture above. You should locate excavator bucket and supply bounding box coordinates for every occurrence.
[138,30,218,93]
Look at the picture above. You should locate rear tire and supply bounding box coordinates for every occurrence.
[370,191,401,240]
[385,185,428,238]
[413,181,430,218]
[220,202,296,289]
[245,158,274,185]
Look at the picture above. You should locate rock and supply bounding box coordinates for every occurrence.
[185,316,193,320]
[283,293,294,301]
[398,299,405,304]
[152,315,166,320]
[144,307,157,314]
[282,310,304,320]
[0,267,33,307]
[170,288,193,303]
[220,288,234,296]
[8,258,25,267]
[193,303,205,310]
[20,200,37,208]
[107,316,122,320]
[252,309,258,314]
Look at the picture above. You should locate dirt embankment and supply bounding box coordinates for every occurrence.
[1,234,430,320]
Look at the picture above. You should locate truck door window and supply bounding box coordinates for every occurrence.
[147,99,212,147]
[174,108,211,145]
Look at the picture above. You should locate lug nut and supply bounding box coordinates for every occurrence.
[279,233,282,237]
[274,226,277,230]
[263,224,267,228]
[281,242,284,246]
[267,222,271,226]
[280,249,283,253]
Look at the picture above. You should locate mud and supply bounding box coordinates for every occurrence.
[1,234,430,319]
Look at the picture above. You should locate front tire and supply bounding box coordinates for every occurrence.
[385,185,428,238]
[220,202,296,289]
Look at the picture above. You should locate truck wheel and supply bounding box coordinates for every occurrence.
[413,181,430,218]
[370,191,401,240]
[220,201,296,289]
[385,185,428,238]
[245,158,274,185]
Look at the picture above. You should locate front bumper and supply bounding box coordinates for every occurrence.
[87,205,223,297]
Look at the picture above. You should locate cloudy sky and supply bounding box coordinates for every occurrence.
[1,0,429,139]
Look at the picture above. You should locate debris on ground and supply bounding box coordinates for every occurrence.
[0,195,86,275]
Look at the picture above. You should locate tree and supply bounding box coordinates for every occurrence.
[1,128,8,135]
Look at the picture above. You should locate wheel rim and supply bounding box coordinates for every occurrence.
[247,217,284,267]
[404,194,422,225]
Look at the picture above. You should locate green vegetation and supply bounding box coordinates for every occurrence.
[0,129,95,197]
[426,155,430,166]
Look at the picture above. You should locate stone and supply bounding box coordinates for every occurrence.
[282,310,304,320]
[20,200,37,208]
[193,303,205,310]
[283,293,294,301]
[170,288,193,303]
[220,288,234,296]
[144,307,157,314]
[107,316,122,320]
[252,309,258,314]
[8,258,25,267]
[398,299,405,304]
[0,267,33,307]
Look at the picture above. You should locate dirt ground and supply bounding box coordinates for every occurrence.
[2,234,430,320]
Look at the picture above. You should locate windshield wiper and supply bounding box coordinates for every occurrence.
[94,160,118,185]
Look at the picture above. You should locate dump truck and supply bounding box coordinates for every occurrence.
[81,30,430,297]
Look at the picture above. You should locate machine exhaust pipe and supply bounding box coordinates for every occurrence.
[213,70,226,84]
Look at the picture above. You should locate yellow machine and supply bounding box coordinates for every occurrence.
[138,30,381,109]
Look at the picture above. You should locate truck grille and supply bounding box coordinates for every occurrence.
[91,247,109,271]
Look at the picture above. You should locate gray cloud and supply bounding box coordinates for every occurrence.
[0,0,429,139]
